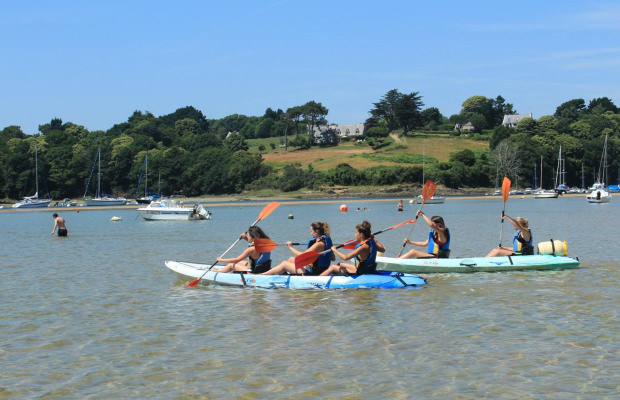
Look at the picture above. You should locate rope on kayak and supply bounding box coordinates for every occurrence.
[240,273,247,287]
[507,255,514,265]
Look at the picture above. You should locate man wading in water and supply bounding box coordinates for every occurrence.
[51,213,68,236]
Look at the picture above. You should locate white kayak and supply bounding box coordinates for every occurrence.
[165,260,427,289]
[376,254,580,274]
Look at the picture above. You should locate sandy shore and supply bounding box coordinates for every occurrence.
[0,192,588,212]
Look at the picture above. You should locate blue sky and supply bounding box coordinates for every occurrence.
[1,1,619,134]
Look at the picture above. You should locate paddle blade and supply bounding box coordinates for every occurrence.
[257,202,280,222]
[294,251,320,269]
[187,278,200,287]
[342,241,358,249]
[502,177,511,203]
[253,237,278,253]
[421,181,437,204]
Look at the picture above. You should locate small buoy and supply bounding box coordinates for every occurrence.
[409,200,414,204]
[110,216,122,222]
[339,204,348,212]
[76,209,79,213]
[288,214,294,219]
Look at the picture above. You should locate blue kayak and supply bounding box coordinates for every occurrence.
[165,260,427,289]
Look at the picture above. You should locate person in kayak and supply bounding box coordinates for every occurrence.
[262,221,334,275]
[320,221,386,275]
[400,211,450,258]
[485,215,533,257]
[214,226,272,273]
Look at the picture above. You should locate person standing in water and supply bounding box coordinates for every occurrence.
[51,213,68,236]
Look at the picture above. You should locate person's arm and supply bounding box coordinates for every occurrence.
[217,247,253,263]
[332,243,366,261]
[51,220,58,235]
[374,238,386,253]
[404,237,429,247]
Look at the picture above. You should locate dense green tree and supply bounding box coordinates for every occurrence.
[394,92,424,133]
[420,107,443,128]
[587,97,617,115]
[223,132,249,152]
[302,101,328,142]
[369,89,402,132]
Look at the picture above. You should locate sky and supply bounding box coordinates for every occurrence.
[1,0,619,134]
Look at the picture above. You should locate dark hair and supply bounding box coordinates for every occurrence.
[311,221,330,236]
[53,213,59,218]
[247,226,269,240]
[356,220,372,239]
[431,216,445,229]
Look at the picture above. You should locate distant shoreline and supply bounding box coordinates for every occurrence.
[0,192,588,212]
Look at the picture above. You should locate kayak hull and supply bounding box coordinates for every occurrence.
[376,254,580,273]
[165,260,427,289]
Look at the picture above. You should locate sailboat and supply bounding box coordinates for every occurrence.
[585,133,612,204]
[12,142,51,208]
[135,153,159,204]
[554,146,568,194]
[415,149,445,204]
[533,155,559,199]
[83,147,128,206]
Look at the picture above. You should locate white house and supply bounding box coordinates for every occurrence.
[502,113,533,128]
[307,123,365,140]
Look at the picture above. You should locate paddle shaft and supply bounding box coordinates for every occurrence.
[398,206,427,257]
[188,202,279,286]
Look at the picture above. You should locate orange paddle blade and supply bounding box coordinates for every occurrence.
[420,181,437,204]
[294,251,320,269]
[187,278,201,287]
[257,202,280,222]
[253,238,279,253]
[502,177,511,203]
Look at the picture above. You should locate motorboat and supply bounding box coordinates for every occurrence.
[138,198,212,221]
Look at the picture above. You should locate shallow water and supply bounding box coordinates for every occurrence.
[1,196,619,399]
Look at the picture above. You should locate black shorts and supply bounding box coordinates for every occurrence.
[58,228,68,237]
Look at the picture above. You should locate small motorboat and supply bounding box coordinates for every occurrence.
[138,198,211,221]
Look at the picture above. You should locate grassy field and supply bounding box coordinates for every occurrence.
[251,134,490,171]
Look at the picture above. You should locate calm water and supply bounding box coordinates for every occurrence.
[1,196,618,399]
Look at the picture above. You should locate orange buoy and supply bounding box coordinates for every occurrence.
[339,204,348,212]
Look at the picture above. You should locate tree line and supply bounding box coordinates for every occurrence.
[1,93,618,201]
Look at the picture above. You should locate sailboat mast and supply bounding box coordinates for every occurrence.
[97,147,101,198]
[35,142,39,197]
[145,152,148,196]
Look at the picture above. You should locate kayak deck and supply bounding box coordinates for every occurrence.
[165,260,427,289]
[376,254,580,273]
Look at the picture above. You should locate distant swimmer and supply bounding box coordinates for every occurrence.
[51,213,68,236]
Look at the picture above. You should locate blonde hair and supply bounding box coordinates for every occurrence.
[515,217,529,228]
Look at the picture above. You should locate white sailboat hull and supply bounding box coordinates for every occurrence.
[83,197,128,206]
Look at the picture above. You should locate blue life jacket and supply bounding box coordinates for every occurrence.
[512,229,534,255]
[427,228,451,258]
[250,251,271,273]
[355,238,377,274]
[304,235,333,275]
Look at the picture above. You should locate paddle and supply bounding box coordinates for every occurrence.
[397,180,437,257]
[498,177,511,247]
[187,202,280,287]
[253,238,301,253]
[294,219,417,269]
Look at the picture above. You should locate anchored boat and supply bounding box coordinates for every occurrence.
[165,260,427,289]
[138,198,211,221]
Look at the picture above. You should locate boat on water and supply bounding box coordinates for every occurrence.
[83,147,128,206]
[13,143,51,209]
[165,260,427,289]
[138,198,211,221]
[376,254,579,273]
[415,194,445,204]
[586,133,612,204]
[533,155,559,199]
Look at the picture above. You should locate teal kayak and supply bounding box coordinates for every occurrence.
[165,260,427,289]
[376,254,580,273]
